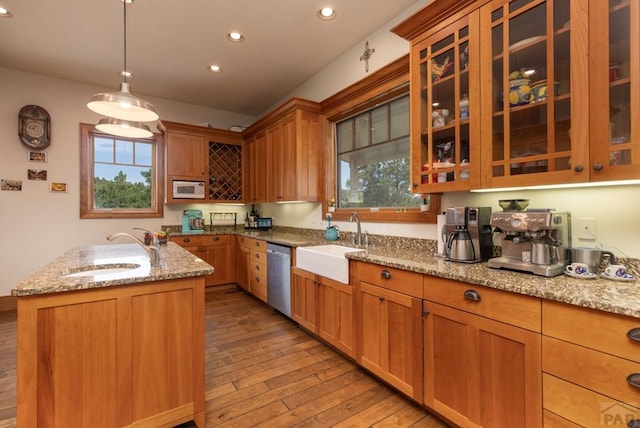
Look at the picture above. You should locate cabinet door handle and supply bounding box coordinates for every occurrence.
[627,374,640,389]
[593,163,603,171]
[628,419,640,428]
[255,253,260,258]
[627,328,640,342]
[183,237,191,243]
[213,236,220,241]
[380,270,391,280]
[255,276,260,282]
[464,289,481,302]
[255,264,260,270]
[573,164,584,172]
[255,241,260,247]
[378,296,385,302]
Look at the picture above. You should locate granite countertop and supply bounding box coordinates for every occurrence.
[171,227,640,319]
[11,242,214,297]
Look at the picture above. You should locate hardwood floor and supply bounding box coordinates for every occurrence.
[0,285,448,427]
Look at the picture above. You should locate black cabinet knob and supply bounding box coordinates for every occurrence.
[380,270,391,280]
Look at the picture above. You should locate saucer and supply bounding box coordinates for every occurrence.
[600,272,636,282]
[565,270,597,280]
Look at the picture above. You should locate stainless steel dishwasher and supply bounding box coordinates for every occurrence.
[266,243,292,317]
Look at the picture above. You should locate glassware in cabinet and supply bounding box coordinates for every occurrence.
[412,12,480,193]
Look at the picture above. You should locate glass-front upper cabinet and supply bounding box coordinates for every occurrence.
[480,0,589,188]
[589,0,639,181]
[410,11,481,193]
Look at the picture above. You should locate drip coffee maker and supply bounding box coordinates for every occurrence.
[443,207,493,263]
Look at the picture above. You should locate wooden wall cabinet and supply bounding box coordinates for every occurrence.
[160,121,244,204]
[423,276,542,427]
[542,300,640,426]
[17,277,205,428]
[291,266,355,358]
[243,98,322,203]
[170,235,234,286]
[356,262,423,402]
[393,0,640,191]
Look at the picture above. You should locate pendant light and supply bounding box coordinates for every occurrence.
[95,117,153,138]
[87,0,159,132]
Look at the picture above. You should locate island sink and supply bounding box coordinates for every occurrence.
[296,244,363,284]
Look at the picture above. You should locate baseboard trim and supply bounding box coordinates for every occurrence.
[0,295,17,312]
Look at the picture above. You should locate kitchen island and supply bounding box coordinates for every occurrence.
[12,242,214,428]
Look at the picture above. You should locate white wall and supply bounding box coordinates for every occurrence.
[0,67,256,296]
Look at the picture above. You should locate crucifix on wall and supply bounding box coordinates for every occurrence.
[360,41,375,72]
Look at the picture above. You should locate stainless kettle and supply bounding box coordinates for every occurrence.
[446,229,475,261]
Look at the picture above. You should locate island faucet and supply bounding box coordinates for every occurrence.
[349,212,362,247]
[107,232,160,267]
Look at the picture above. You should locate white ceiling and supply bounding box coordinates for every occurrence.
[0,0,418,117]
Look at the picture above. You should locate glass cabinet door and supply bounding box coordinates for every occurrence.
[411,12,480,193]
[589,0,640,181]
[480,0,586,187]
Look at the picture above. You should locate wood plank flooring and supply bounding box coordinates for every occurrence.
[0,284,448,427]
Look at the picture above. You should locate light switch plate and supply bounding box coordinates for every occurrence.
[578,217,597,240]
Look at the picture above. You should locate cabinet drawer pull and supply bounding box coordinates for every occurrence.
[183,237,191,243]
[255,276,260,282]
[255,241,261,247]
[213,236,220,241]
[627,374,640,389]
[628,419,640,428]
[464,290,481,302]
[255,253,260,258]
[627,328,640,342]
[255,265,260,270]
[379,296,385,302]
[380,270,391,280]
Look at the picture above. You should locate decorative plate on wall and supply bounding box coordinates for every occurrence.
[18,105,51,150]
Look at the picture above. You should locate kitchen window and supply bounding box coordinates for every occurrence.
[321,55,439,222]
[80,123,164,219]
[336,94,419,209]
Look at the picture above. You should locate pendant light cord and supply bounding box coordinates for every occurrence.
[123,0,128,84]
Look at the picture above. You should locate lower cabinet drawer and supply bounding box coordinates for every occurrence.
[424,276,541,332]
[250,261,267,302]
[543,335,640,408]
[543,373,640,427]
[357,262,422,298]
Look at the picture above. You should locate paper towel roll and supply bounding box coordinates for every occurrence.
[436,214,447,256]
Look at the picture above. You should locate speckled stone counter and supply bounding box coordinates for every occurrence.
[168,226,640,319]
[11,242,214,297]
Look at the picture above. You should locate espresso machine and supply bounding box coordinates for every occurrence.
[443,207,493,263]
[488,210,571,277]
[181,209,205,234]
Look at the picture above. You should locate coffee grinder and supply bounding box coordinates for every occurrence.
[181,209,205,234]
[488,210,571,277]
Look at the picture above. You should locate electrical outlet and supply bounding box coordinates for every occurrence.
[578,217,597,240]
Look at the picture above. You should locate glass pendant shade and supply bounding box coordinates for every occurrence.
[88,82,159,122]
[96,117,153,138]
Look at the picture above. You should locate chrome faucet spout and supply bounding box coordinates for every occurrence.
[349,212,362,247]
[107,232,160,267]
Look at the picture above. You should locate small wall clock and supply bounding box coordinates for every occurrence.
[19,105,51,150]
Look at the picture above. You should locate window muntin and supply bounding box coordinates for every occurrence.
[336,94,420,209]
[80,123,163,219]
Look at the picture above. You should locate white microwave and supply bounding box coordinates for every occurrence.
[172,180,205,199]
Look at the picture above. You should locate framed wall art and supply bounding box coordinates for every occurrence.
[1,179,22,191]
[28,151,47,162]
[50,182,67,193]
[27,169,47,180]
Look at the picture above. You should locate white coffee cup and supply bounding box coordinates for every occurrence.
[605,264,627,277]
[566,262,589,275]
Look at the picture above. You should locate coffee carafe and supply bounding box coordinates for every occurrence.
[443,207,493,263]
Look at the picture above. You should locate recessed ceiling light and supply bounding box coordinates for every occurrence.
[0,6,12,17]
[318,7,336,20]
[226,32,244,42]
[208,65,222,73]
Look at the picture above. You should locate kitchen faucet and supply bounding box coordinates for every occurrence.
[349,212,362,247]
[107,232,160,267]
